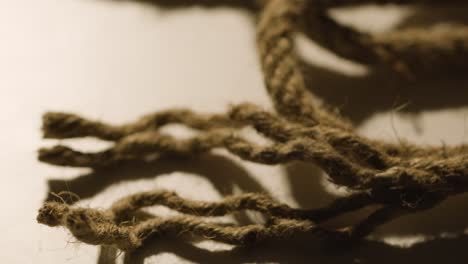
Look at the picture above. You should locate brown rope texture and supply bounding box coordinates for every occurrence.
[37,0,468,252]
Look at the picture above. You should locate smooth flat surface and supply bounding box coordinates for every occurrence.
[1,1,468,263]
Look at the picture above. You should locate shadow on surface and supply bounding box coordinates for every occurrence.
[285,161,336,209]
[122,232,468,264]
[103,0,257,11]
[46,153,264,205]
[302,62,468,125]
[399,6,468,28]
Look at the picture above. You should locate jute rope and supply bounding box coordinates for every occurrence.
[37,0,468,252]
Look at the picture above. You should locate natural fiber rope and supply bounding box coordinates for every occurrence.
[302,9,468,74]
[37,0,468,253]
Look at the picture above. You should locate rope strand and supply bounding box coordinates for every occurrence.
[36,0,468,254]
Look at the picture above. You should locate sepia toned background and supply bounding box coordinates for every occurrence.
[1,1,468,263]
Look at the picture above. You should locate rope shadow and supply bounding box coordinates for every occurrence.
[45,153,265,205]
[285,161,337,210]
[399,6,468,28]
[122,231,468,264]
[301,61,468,125]
[101,0,258,11]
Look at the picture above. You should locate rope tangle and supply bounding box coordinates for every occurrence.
[37,0,468,252]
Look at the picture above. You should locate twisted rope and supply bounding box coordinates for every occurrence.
[37,0,468,253]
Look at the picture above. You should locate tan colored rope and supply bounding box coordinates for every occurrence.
[37,0,468,253]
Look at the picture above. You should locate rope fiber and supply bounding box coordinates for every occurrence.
[37,0,468,253]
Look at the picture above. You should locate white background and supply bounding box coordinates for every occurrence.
[1,1,468,263]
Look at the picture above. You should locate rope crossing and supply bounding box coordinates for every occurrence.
[37,0,468,252]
